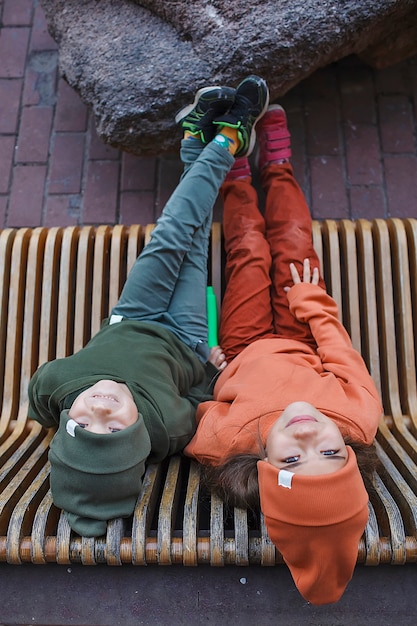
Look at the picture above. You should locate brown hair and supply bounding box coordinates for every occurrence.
[202,438,381,512]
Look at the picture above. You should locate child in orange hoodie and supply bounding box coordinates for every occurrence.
[184,105,383,605]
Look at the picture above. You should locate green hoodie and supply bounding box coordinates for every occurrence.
[28,319,218,462]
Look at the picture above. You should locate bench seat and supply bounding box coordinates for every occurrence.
[1,219,417,566]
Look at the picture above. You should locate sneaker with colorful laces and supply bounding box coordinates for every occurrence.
[256,104,292,170]
[213,75,270,158]
[175,85,236,143]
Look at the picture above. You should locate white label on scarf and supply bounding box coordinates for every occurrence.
[278,469,294,489]
[110,314,123,325]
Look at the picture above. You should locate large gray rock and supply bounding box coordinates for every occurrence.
[41,0,417,155]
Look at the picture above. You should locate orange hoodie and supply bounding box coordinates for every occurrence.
[184,283,382,464]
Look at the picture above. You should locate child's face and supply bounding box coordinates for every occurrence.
[265,401,348,476]
[68,380,138,434]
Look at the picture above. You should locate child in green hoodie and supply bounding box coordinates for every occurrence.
[28,75,270,537]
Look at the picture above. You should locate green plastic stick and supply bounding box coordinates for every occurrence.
[206,286,218,347]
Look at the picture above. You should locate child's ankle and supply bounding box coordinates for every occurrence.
[184,130,200,141]
[212,126,239,155]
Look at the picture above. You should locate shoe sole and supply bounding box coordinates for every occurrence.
[175,86,222,124]
[245,83,270,157]
[264,103,285,114]
[257,104,287,134]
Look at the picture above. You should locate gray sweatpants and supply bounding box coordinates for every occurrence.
[111,138,234,362]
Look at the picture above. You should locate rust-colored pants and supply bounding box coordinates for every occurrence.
[219,163,326,361]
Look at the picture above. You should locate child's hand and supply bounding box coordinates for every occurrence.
[208,346,227,370]
[284,258,320,292]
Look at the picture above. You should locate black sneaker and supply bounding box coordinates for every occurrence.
[175,85,236,143]
[213,75,269,157]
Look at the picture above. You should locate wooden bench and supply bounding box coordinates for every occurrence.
[1,219,417,566]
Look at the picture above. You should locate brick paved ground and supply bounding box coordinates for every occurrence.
[1,0,417,230]
[1,4,417,625]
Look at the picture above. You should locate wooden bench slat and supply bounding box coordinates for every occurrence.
[38,228,63,364]
[31,490,59,564]
[388,219,417,420]
[0,229,31,437]
[91,225,112,337]
[355,219,382,397]
[73,226,93,352]
[182,460,201,566]
[339,219,362,352]
[233,507,249,566]
[371,471,406,565]
[210,492,225,566]
[375,440,417,538]
[157,456,182,565]
[362,500,381,565]
[131,463,163,565]
[56,226,80,358]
